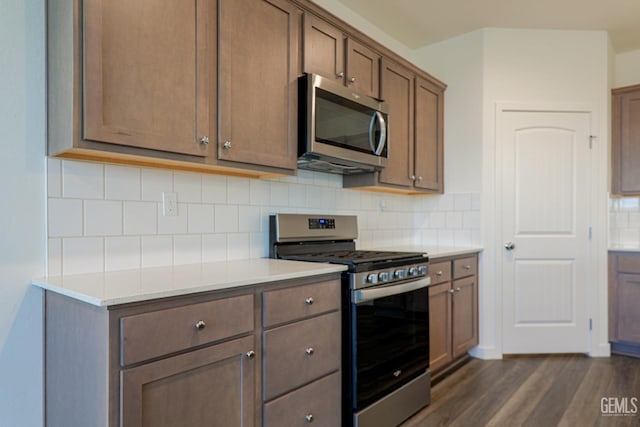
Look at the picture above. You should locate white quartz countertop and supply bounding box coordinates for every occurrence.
[370,245,483,260]
[32,258,347,307]
[609,245,640,253]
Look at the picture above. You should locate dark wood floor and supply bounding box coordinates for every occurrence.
[401,355,640,427]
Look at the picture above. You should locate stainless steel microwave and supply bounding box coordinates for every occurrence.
[298,74,389,174]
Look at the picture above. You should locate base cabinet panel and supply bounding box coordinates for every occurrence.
[609,252,640,356]
[121,336,255,427]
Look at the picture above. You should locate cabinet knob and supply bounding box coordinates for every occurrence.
[436,271,443,277]
[449,289,455,294]
[410,175,416,181]
[305,297,314,305]
[464,265,472,270]
[200,136,209,145]
[194,320,206,330]
[349,76,357,83]
[417,176,423,181]
[455,287,461,293]
[305,414,314,423]
[246,350,256,359]
[305,347,315,356]
[336,71,344,78]
[223,141,232,149]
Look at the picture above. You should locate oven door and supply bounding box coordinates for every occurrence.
[351,277,430,411]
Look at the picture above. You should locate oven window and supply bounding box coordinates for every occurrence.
[353,285,429,410]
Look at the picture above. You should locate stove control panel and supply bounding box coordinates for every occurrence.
[352,262,429,290]
[308,217,336,229]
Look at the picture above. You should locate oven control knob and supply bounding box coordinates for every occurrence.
[378,271,390,282]
[408,267,418,277]
[394,269,406,280]
[366,273,378,284]
[418,266,428,276]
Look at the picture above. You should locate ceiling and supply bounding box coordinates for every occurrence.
[337,0,640,52]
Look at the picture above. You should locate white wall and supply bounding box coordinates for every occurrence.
[0,0,46,426]
[615,49,640,87]
[413,28,612,359]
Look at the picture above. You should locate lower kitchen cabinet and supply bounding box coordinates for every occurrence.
[44,275,342,427]
[609,251,640,357]
[428,254,479,376]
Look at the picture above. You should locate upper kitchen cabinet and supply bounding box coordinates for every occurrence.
[344,60,446,194]
[82,0,213,158]
[48,0,297,178]
[612,84,640,195]
[303,14,379,98]
[218,0,300,170]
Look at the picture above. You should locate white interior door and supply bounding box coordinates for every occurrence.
[501,109,591,354]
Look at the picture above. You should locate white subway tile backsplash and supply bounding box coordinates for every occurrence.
[215,205,238,233]
[174,235,202,265]
[62,160,104,199]
[48,198,83,237]
[62,237,104,275]
[48,160,483,274]
[202,174,227,204]
[158,203,188,234]
[105,236,140,271]
[187,204,214,234]
[227,177,250,204]
[174,172,202,203]
[105,165,141,201]
[47,158,62,197]
[141,168,173,201]
[141,235,173,267]
[85,200,122,236]
[202,234,227,262]
[124,201,157,235]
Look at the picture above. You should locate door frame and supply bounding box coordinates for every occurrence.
[489,103,610,358]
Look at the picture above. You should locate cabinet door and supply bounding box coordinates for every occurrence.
[303,14,345,85]
[452,276,478,358]
[218,0,299,170]
[613,273,640,344]
[612,87,640,194]
[379,59,414,187]
[346,38,380,98]
[121,335,255,427]
[428,282,453,372]
[84,0,213,157]
[414,76,444,193]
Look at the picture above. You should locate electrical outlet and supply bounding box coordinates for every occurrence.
[162,192,178,217]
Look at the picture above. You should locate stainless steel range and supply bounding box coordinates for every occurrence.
[269,213,431,427]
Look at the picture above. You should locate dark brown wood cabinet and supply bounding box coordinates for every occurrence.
[428,255,479,376]
[612,85,640,195]
[414,76,445,192]
[303,14,379,98]
[608,251,640,357]
[218,0,300,170]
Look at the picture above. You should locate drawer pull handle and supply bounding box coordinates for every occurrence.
[194,320,206,330]
[436,271,443,277]
[305,297,314,305]
[305,414,314,423]
[305,347,315,356]
[464,265,472,270]
[246,350,256,359]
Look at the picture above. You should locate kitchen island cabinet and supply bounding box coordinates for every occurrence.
[612,84,640,195]
[608,251,640,357]
[428,254,479,378]
[36,259,345,427]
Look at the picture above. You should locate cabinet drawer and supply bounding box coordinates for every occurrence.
[263,279,340,327]
[616,254,640,274]
[263,372,341,427]
[264,312,340,400]
[428,261,451,285]
[453,256,477,279]
[120,294,254,366]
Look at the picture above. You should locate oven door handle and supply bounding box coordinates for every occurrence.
[353,276,431,304]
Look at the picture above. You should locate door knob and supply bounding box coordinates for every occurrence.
[504,242,515,251]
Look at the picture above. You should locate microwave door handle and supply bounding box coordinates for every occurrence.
[374,111,387,155]
[353,276,431,304]
[368,113,377,154]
